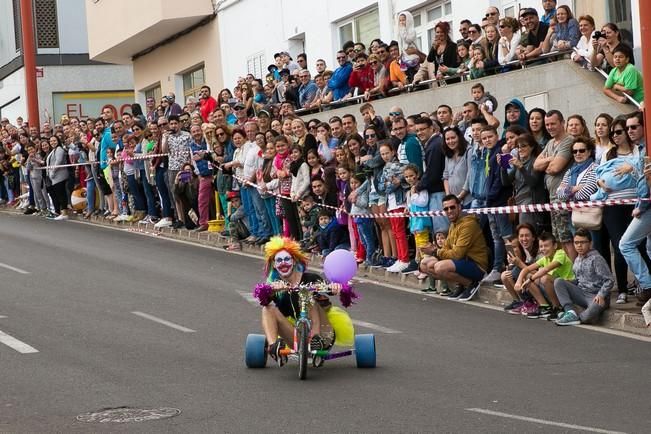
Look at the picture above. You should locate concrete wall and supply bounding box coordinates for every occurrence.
[299,60,634,132]
[132,19,222,106]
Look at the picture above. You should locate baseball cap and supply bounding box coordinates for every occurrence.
[520,8,538,17]
[267,64,278,73]
[233,102,246,110]
[258,110,270,118]
[279,68,290,76]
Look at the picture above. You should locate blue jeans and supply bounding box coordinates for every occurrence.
[249,187,272,238]
[126,174,146,211]
[86,177,96,213]
[140,169,158,217]
[112,175,125,214]
[620,209,651,290]
[27,173,35,206]
[155,166,172,218]
[356,218,377,263]
[487,213,513,272]
[240,186,259,237]
[428,191,449,234]
[263,196,281,235]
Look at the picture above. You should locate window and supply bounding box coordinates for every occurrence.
[410,1,453,52]
[182,65,205,99]
[34,0,59,49]
[337,8,380,49]
[246,52,265,80]
[13,0,21,52]
[608,0,633,46]
[144,85,162,105]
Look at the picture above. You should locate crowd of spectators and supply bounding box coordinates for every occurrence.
[1,0,649,328]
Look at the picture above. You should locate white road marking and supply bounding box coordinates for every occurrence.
[0,329,39,354]
[131,311,196,333]
[0,261,30,274]
[0,315,7,319]
[64,218,651,343]
[237,291,401,334]
[237,291,258,305]
[352,320,402,334]
[466,408,627,434]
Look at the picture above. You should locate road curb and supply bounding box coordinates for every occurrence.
[5,208,650,338]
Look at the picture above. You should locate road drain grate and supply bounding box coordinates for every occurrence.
[76,407,181,423]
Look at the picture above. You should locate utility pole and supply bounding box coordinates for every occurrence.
[20,0,39,128]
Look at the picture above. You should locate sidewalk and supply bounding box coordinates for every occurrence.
[5,207,650,338]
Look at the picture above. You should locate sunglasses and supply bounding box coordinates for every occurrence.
[486,12,498,16]
[365,133,376,139]
[337,56,346,60]
[627,125,640,130]
[572,148,587,154]
[443,206,457,211]
[369,61,378,65]
[468,29,478,34]
[499,25,507,28]
[389,112,402,116]
[612,129,625,135]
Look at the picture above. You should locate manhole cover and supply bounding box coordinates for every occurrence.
[76,407,181,423]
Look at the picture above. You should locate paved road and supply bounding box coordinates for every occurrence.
[1,212,650,433]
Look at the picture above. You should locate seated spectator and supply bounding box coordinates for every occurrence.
[554,229,614,325]
[468,45,488,79]
[603,44,644,105]
[542,4,580,53]
[517,8,550,63]
[515,232,574,319]
[427,22,459,81]
[590,23,625,72]
[571,15,597,69]
[388,43,408,90]
[420,194,488,300]
[395,11,421,77]
[328,50,353,101]
[225,192,249,250]
[498,17,522,65]
[364,54,388,100]
[297,70,318,109]
[348,52,375,96]
[315,210,350,256]
[501,223,540,313]
[312,73,332,107]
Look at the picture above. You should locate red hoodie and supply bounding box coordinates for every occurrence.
[348,65,375,94]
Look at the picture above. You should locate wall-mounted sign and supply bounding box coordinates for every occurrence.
[52,91,134,121]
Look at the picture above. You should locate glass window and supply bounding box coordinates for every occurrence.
[144,85,162,105]
[427,6,442,22]
[182,65,205,99]
[413,14,421,28]
[337,8,379,48]
[444,2,452,15]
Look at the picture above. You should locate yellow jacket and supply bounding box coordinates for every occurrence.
[437,214,489,272]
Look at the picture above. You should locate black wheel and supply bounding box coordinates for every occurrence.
[297,320,309,380]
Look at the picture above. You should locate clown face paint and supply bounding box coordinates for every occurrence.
[274,250,294,278]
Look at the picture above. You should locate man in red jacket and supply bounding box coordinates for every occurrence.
[199,85,217,122]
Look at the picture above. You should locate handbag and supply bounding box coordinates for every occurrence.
[571,206,603,230]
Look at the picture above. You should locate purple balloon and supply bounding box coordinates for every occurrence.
[323,249,357,283]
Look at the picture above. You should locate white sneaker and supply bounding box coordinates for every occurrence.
[615,293,627,304]
[481,270,502,284]
[114,214,129,222]
[387,260,409,273]
[138,216,152,225]
[154,218,172,229]
[54,214,69,221]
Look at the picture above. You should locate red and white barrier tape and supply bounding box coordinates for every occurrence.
[348,197,643,218]
[32,153,170,170]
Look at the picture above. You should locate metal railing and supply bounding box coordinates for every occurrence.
[293,49,577,116]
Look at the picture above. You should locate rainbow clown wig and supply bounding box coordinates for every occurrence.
[263,236,309,280]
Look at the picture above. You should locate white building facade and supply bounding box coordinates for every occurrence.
[0,0,133,125]
[217,0,641,87]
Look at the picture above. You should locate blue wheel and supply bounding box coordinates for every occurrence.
[354,334,376,368]
[245,334,267,368]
